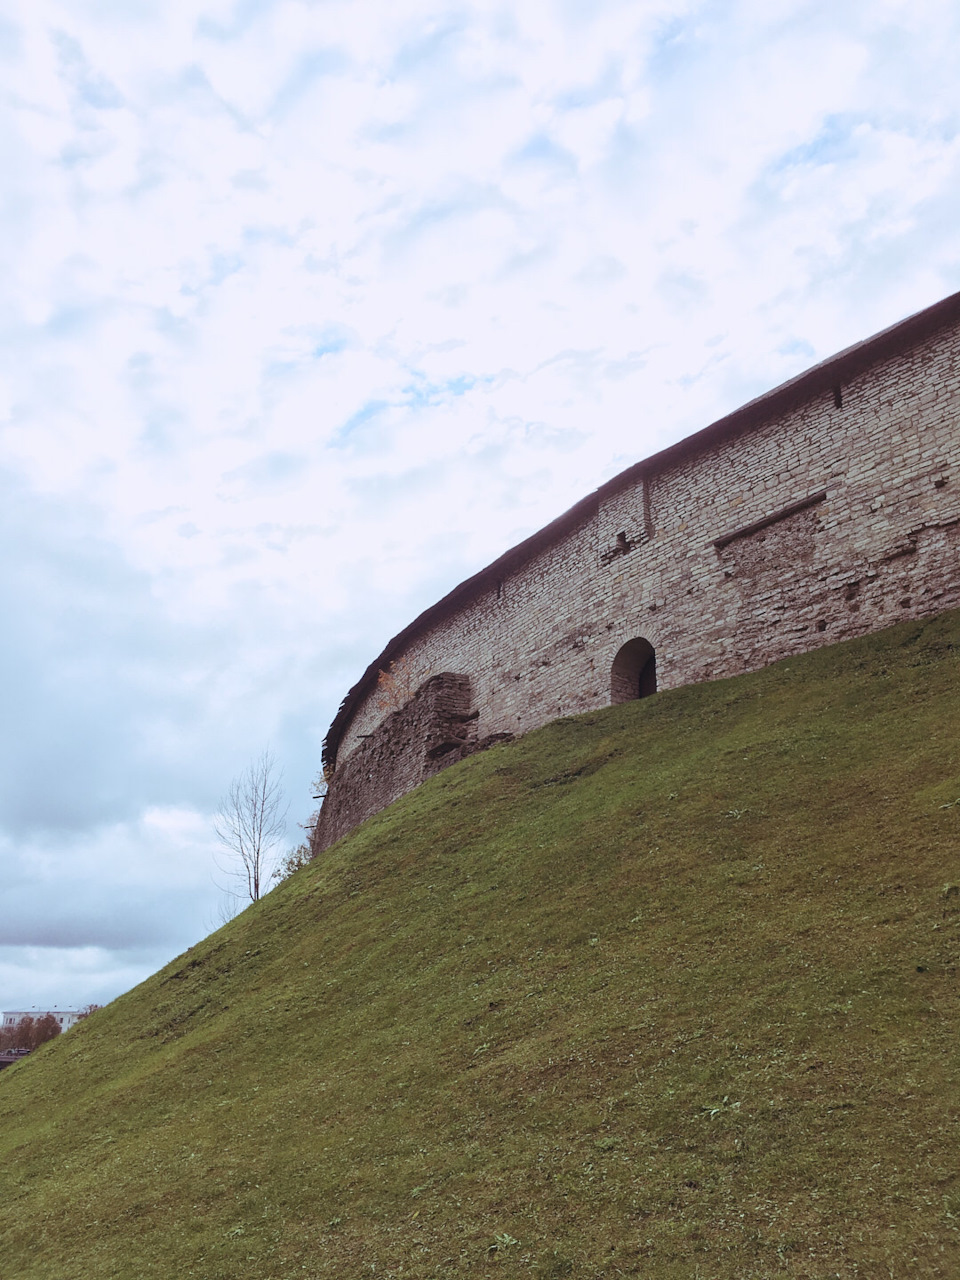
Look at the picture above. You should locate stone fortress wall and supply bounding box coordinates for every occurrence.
[313,292,960,852]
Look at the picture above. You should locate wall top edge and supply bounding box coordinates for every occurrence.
[322,288,960,769]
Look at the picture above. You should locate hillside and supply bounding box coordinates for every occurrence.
[2,612,960,1279]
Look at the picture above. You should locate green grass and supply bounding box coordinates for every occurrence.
[3,611,960,1278]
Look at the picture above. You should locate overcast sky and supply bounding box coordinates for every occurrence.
[2,0,960,1012]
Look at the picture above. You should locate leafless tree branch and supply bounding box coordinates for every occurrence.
[213,750,289,906]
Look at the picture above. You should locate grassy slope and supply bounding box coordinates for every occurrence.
[2,613,960,1280]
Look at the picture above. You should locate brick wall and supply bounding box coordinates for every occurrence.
[314,309,960,849]
[313,672,514,850]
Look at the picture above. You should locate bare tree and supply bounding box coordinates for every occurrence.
[214,750,289,907]
[0,1019,25,1051]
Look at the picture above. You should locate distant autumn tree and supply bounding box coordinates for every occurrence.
[0,1015,61,1052]
[214,750,289,908]
[31,1014,62,1048]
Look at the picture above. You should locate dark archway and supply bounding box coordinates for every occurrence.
[610,637,657,704]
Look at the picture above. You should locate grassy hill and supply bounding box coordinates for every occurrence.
[3,612,960,1279]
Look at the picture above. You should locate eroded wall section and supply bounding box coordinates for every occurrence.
[313,672,512,851]
[315,310,960,850]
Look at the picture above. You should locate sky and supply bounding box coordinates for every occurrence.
[2,0,960,1012]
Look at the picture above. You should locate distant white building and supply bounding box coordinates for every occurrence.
[2,1010,83,1033]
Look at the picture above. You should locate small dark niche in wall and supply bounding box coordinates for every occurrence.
[833,385,843,409]
[602,531,635,564]
[611,637,657,703]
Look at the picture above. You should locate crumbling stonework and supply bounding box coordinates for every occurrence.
[313,673,512,850]
[313,292,960,851]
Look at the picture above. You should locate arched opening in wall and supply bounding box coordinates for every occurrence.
[610,638,657,704]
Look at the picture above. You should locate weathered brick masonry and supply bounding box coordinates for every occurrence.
[316,673,513,847]
[312,292,960,852]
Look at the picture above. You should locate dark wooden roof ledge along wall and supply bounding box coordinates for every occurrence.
[322,288,960,772]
